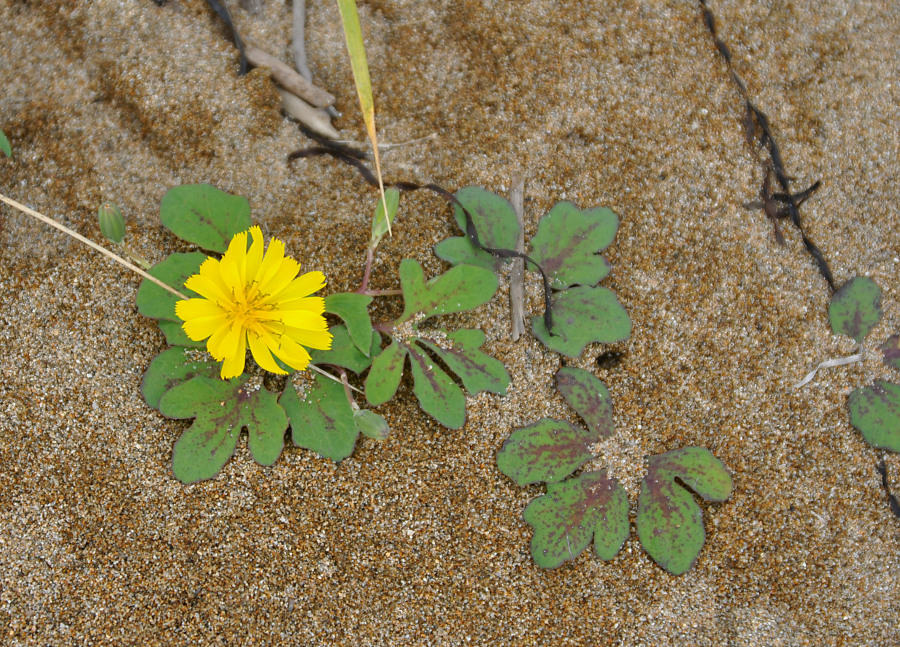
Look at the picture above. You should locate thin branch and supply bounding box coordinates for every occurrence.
[245,44,335,108]
[291,0,313,82]
[0,192,189,300]
[308,363,363,394]
[508,174,526,341]
[277,88,340,139]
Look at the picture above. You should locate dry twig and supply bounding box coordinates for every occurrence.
[508,174,526,341]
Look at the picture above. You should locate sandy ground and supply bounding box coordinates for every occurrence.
[1,0,898,644]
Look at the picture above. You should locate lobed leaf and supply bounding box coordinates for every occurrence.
[310,325,380,374]
[136,252,205,321]
[365,340,407,406]
[398,259,498,323]
[160,376,288,484]
[159,184,252,253]
[529,202,618,289]
[407,344,466,429]
[433,186,520,271]
[523,470,629,568]
[157,320,206,349]
[636,447,732,575]
[848,380,900,452]
[325,292,374,356]
[497,419,595,486]
[417,329,510,396]
[532,285,632,357]
[828,276,883,343]
[555,367,615,439]
[142,346,221,410]
[880,335,900,372]
[281,374,359,461]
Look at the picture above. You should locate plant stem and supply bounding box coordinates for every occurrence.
[358,245,375,293]
[361,288,401,297]
[0,192,189,300]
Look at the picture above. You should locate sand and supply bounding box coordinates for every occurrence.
[1,0,898,644]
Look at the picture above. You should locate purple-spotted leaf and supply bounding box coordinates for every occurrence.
[365,340,407,406]
[829,277,883,343]
[555,367,615,439]
[848,380,900,452]
[142,346,221,410]
[407,344,466,429]
[497,419,595,486]
[532,285,632,357]
[398,259,498,323]
[311,325,381,374]
[160,376,288,484]
[523,470,629,568]
[159,184,252,253]
[637,447,732,575]
[528,202,618,289]
[433,186,520,271]
[881,336,900,372]
[136,252,205,321]
[281,373,359,461]
[417,329,510,396]
[324,292,374,356]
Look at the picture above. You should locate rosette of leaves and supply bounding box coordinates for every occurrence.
[137,184,387,483]
[497,367,733,574]
[831,277,900,453]
[434,186,632,357]
[364,258,511,429]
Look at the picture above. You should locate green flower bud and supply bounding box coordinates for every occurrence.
[98,201,126,244]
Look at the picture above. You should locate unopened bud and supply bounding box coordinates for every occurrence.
[98,202,126,244]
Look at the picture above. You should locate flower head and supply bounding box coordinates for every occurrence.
[175,226,332,379]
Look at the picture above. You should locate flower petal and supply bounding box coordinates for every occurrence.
[183,314,229,342]
[279,309,330,330]
[248,331,287,375]
[269,271,326,303]
[244,226,265,285]
[256,238,287,288]
[220,331,247,379]
[273,336,312,372]
[285,326,333,350]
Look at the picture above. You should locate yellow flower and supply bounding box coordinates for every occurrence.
[175,226,332,379]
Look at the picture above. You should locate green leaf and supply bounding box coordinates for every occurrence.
[529,202,618,289]
[880,335,900,372]
[281,374,359,461]
[142,346,221,410]
[636,447,732,575]
[159,184,252,253]
[398,259,499,323]
[497,419,595,486]
[433,186,520,271]
[0,128,10,157]
[157,320,206,349]
[365,340,407,405]
[324,292,374,356]
[523,470,629,568]
[136,252,205,321]
[354,409,390,439]
[532,285,632,357]
[829,276,883,343]
[371,188,400,248]
[310,325,380,374]
[160,376,288,484]
[555,367,615,439]
[417,329,510,396]
[848,380,900,452]
[408,344,466,429]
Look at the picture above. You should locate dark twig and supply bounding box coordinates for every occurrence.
[205,0,248,76]
[876,456,900,519]
[288,132,556,332]
[699,0,834,291]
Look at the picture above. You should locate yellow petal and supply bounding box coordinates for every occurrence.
[259,257,301,298]
[207,320,239,361]
[273,271,327,302]
[186,259,231,303]
[256,238,287,288]
[244,226,265,284]
[220,331,247,379]
[279,309,329,330]
[183,315,228,342]
[248,331,287,375]
[277,295,326,315]
[285,326,333,350]
[273,336,312,372]
[176,297,224,320]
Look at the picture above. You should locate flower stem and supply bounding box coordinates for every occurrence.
[0,192,189,300]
